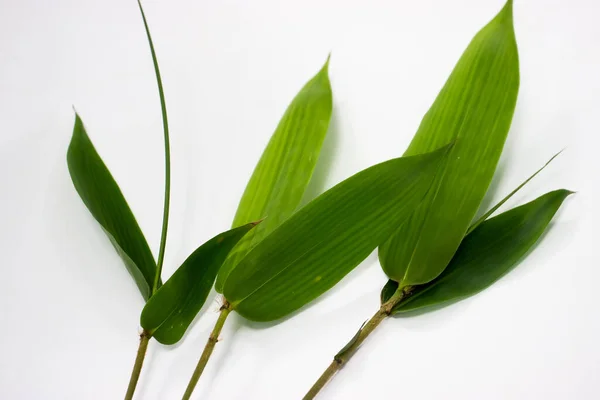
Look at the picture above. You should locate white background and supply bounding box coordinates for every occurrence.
[0,0,598,398]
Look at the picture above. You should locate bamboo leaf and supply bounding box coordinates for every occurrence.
[380,155,562,304]
[466,151,561,235]
[223,145,451,322]
[67,114,157,300]
[382,154,563,304]
[379,0,520,287]
[386,190,572,314]
[141,222,259,345]
[215,57,333,292]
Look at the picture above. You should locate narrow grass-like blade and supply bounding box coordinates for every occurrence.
[137,0,171,294]
[224,146,450,322]
[141,222,259,345]
[379,0,520,287]
[67,114,157,300]
[385,190,572,313]
[215,57,333,292]
[466,151,561,235]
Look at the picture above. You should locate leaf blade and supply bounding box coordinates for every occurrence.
[140,222,259,345]
[137,0,171,294]
[391,189,572,314]
[381,155,565,305]
[215,57,333,292]
[223,146,450,322]
[379,0,520,287]
[67,114,157,300]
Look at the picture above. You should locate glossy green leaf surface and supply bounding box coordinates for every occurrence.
[215,57,333,292]
[67,114,157,300]
[383,190,571,313]
[141,222,258,345]
[379,0,520,287]
[381,155,564,304]
[223,146,450,322]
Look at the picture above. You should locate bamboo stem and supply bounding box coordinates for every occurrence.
[124,331,151,400]
[123,3,171,399]
[303,288,406,400]
[182,301,233,400]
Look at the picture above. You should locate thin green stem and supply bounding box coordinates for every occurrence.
[123,3,170,400]
[303,287,407,400]
[137,0,171,294]
[182,301,233,400]
[124,331,151,400]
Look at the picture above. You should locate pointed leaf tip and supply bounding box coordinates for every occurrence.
[251,218,266,226]
[379,0,520,287]
[324,53,332,70]
[215,58,334,293]
[141,222,258,345]
[466,151,565,235]
[498,0,514,24]
[67,115,157,300]
[391,189,572,314]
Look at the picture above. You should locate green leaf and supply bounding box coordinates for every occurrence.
[223,145,451,322]
[466,151,561,235]
[387,189,572,314]
[137,0,171,294]
[67,114,157,300]
[140,222,259,345]
[381,153,564,305]
[215,57,333,292]
[379,0,520,287]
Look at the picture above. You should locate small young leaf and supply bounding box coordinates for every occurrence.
[67,114,157,300]
[388,190,572,314]
[215,57,333,292]
[223,145,450,322]
[379,0,520,287]
[141,222,259,345]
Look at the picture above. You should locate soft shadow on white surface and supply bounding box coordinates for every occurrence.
[474,108,521,219]
[300,110,341,207]
[396,202,577,336]
[0,0,597,399]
